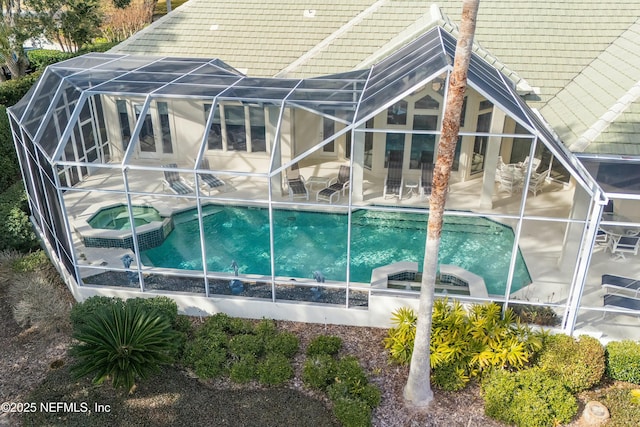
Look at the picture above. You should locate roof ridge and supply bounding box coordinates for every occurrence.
[569,80,640,152]
[275,0,390,77]
[356,4,533,94]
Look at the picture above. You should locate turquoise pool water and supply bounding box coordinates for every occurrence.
[141,206,531,295]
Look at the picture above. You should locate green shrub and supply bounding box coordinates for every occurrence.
[383,307,416,365]
[0,71,41,107]
[183,331,229,379]
[201,313,252,335]
[333,398,372,427]
[229,355,257,383]
[174,315,194,337]
[10,250,49,272]
[229,334,265,358]
[306,335,343,356]
[600,387,640,426]
[257,353,293,385]
[70,296,125,330]
[327,382,381,409]
[536,333,605,392]
[266,331,299,357]
[254,318,278,338]
[482,368,578,427]
[0,182,39,252]
[302,354,336,391]
[70,303,179,392]
[26,50,75,71]
[0,105,20,193]
[333,356,368,390]
[606,340,640,384]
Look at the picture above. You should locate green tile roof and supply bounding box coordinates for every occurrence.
[110,0,640,155]
[541,18,640,154]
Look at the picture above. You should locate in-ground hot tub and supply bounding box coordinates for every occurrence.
[88,205,162,230]
[74,203,173,251]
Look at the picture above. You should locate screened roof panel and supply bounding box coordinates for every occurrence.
[579,157,640,196]
[153,84,229,97]
[64,70,128,90]
[50,54,125,71]
[233,77,301,89]
[297,79,366,91]
[113,71,186,83]
[439,30,530,128]
[221,87,297,101]
[173,74,243,86]
[36,80,82,157]
[135,60,212,74]
[89,80,167,95]
[9,80,39,121]
[7,30,603,198]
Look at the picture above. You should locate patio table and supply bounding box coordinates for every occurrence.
[306,176,330,191]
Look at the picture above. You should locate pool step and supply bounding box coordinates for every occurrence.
[352,212,504,235]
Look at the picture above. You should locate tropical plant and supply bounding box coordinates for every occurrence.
[383,307,417,365]
[386,301,544,391]
[70,303,179,392]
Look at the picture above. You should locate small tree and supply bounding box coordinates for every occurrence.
[25,0,103,52]
[404,0,480,407]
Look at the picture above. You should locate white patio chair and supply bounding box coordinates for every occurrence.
[527,170,549,197]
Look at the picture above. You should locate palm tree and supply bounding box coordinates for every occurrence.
[403,0,480,407]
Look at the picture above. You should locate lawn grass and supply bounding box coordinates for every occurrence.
[22,363,340,427]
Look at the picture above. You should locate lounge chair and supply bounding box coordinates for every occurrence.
[419,162,433,200]
[606,234,640,259]
[603,294,640,313]
[602,274,640,298]
[383,161,404,199]
[316,165,350,203]
[196,158,227,195]
[285,163,309,201]
[162,164,195,195]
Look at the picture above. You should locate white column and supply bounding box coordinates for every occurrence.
[479,108,507,209]
[351,127,365,202]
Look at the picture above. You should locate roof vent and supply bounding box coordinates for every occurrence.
[303,9,316,18]
[209,24,219,31]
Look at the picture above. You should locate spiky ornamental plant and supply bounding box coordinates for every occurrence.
[70,302,179,393]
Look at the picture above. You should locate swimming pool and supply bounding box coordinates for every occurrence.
[141,206,531,295]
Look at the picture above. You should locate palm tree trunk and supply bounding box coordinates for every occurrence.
[403,0,480,407]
